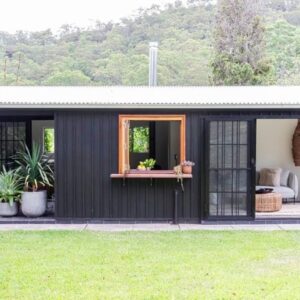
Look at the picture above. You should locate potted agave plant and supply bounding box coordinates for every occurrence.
[14,143,54,217]
[0,167,22,217]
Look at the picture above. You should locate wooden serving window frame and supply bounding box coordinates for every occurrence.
[118,114,186,174]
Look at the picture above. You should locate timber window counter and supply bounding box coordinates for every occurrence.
[110,171,193,224]
[110,173,193,179]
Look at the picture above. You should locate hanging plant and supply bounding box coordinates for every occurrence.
[174,165,184,192]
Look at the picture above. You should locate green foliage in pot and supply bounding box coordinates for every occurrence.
[14,142,54,192]
[138,158,156,170]
[0,167,23,206]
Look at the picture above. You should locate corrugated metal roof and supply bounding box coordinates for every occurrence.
[0,86,299,108]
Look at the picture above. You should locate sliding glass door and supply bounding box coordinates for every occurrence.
[206,120,255,219]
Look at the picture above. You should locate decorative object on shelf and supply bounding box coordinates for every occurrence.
[137,158,156,171]
[0,167,22,217]
[181,160,195,174]
[293,120,300,166]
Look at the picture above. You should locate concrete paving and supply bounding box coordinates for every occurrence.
[1,223,300,231]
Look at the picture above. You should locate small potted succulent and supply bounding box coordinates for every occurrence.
[181,160,195,174]
[0,167,22,217]
[137,158,156,171]
[14,142,54,217]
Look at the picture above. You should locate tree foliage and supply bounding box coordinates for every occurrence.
[130,127,149,153]
[211,0,275,85]
[44,128,55,153]
[0,0,299,85]
[43,70,91,85]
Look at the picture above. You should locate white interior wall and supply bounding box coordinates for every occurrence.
[256,119,300,192]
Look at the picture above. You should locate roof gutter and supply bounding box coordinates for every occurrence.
[1,104,300,109]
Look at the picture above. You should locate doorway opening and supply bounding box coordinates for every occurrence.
[255,119,300,219]
[0,116,55,218]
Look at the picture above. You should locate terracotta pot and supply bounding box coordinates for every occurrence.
[182,165,192,174]
[293,120,300,166]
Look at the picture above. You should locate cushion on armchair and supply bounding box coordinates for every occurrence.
[259,168,282,187]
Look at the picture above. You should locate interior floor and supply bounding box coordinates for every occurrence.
[256,202,300,219]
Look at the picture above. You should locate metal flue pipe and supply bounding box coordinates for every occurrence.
[149,42,158,86]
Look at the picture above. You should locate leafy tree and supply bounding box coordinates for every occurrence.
[211,0,275,85]
[130,127,149,153]
[43,70,91,85]
[0,1,299,85]
[266,20,300,83]
[44,128,55,153]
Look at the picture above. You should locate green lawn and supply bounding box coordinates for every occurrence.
[1,231,300,299]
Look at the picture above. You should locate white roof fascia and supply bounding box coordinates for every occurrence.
[0,86,299,109]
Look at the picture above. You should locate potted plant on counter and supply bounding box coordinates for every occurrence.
[14,143,54,217]
[0,167,22,217]
[181,161,195,174]
[137,158,156,171]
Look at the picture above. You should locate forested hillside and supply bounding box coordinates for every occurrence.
[0,0,300,85]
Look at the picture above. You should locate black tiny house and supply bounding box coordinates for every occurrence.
[1,86,300,222]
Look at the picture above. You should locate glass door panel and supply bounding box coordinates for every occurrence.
[207,120,251,218]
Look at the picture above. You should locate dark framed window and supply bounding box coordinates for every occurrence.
[0,121,28,168]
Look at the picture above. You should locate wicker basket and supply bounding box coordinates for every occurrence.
[255,192,282,212]
[293,120,300,166]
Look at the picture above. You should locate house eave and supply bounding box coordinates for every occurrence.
[0,104,300,109]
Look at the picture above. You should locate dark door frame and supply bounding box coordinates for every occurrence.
[249,119,257,219]
[202,117,257,221]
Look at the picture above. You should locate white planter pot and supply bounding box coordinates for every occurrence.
[21,190,47,217]
[0,202,18,217]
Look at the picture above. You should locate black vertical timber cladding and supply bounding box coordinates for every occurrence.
[55,111,202,220]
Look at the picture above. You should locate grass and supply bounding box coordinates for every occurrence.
[1,231,300,299]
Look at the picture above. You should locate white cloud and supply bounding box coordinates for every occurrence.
[0,0,175,33]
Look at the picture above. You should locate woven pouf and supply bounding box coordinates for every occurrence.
[255,192,282,212]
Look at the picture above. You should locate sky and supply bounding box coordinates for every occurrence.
[0,0,176,33]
